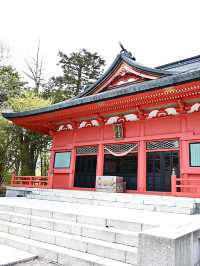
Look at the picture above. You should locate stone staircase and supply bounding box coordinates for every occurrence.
[0,243,37,265]
[0,198,157,266]
[3,189,200,266]
[23,188,197,214]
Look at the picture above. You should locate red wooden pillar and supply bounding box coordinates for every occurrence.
[69,127,77,188]
[137,140,146,193]
[181,140,188,171]
[180,139,189,193]
[96,143,104,176]
[171,168,177,196]
[48,131,55,189]
[48,150,55,188]
[180,115,188,193]
[96,125,104,177]
[48,174,54,189]
[69,147,76,188]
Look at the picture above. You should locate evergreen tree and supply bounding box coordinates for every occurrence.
[43,49,105,102]
[0,66,25,107]
[0,117,13,185]
[7,92,51,176]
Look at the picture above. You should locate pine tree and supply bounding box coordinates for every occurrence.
[43,49,105,102]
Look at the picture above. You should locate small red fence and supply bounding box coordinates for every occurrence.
[11,173,200,197]
[11,174,52,189]
[172,173,200,197]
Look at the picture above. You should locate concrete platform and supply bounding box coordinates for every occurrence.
[0,244,37,265]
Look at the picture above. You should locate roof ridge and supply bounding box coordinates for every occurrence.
[156,54,200,70]
[77,53,173,98]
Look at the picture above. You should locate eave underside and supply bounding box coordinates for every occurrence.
[8,80,200,135]
[3,66,200,126]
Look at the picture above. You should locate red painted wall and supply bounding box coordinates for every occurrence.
[50,112,200,195]
[76,127,100,142]
[144,116,181,136]
[52,115,186,146]
[53,131,73,149]
[52,173,70,189]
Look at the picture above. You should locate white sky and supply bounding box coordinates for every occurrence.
[0,0,200,82]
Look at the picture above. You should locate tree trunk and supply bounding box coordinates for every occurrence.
[20,136,36,176]
[0,164,4,185]
[20,149,35,176]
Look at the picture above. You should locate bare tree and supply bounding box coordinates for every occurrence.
[23,41,49,176]
[24,41,44,94]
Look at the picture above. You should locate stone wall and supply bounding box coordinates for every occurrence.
[138,223,200,266]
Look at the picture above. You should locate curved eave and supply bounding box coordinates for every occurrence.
[120,54,175,75]
[75,54,122,98]
[77,53,175,98]
[3,69,200,121]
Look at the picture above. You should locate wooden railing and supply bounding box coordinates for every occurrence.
[11,174,52,189]
[172,173,200,197]
[11,173,200,196]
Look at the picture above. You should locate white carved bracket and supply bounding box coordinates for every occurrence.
[57,123,73,131]
[105,113,139,125]
[188,103,200,113]
[147,107,179,119]
[79,119,100,128]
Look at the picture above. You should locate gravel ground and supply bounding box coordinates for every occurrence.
[15,258,61,266]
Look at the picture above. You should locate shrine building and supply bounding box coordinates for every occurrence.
[3,49,200,197]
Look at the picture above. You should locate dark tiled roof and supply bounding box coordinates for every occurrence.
[78,52,174,98]
[157,54,200,71]
[3,68,200,119]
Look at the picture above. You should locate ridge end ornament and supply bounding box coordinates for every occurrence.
[119,41,136,61]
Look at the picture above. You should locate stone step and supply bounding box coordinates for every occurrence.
[23,188,197,215]
[0,243,37,265]
[0,203,150,232]
[0,210,139,247]
[0,219,137,264]
[0,231,137,266]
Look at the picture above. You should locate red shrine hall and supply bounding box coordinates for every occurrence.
[3,49,200,197]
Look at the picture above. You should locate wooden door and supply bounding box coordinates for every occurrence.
[146,151,179,192]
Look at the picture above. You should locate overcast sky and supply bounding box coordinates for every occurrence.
[1,0,200,81]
